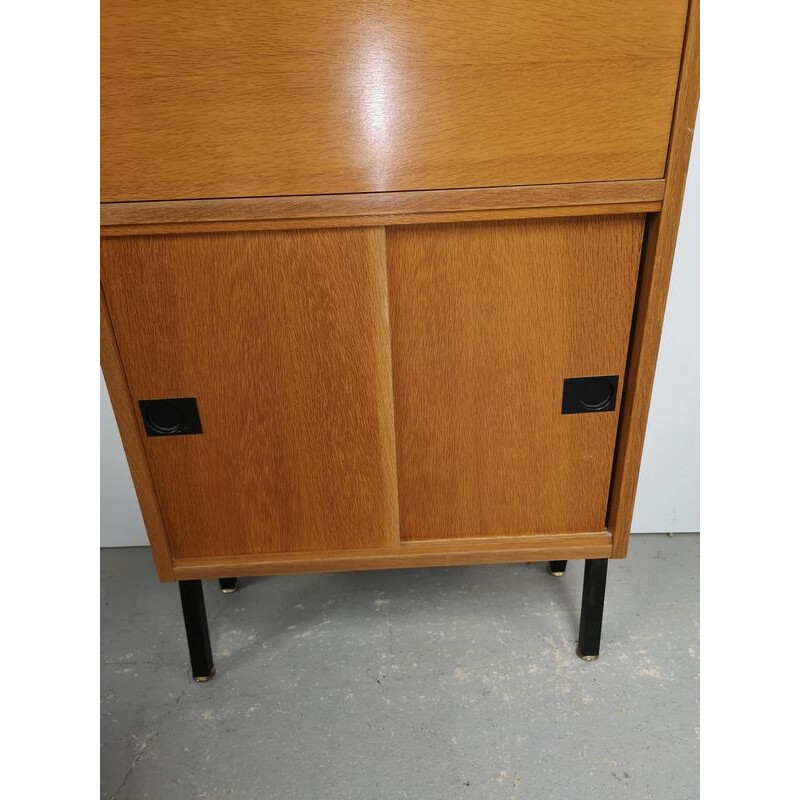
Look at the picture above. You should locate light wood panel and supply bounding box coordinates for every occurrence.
[100,181,664,227]
[607,0,699,558]
[387,216,644,541]
[101,228,399,559]
[101,0,688,202]
[171,532,613,580]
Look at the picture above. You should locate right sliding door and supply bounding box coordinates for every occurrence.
[386,215,644,541]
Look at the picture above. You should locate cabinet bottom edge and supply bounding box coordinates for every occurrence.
[167,531,613,581]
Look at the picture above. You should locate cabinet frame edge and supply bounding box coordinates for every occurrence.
[606,0,699,558]
[101,285,176,580]
[99,181,664,235]
[171,532,613,580]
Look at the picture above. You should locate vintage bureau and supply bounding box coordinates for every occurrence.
[101,0,699,680]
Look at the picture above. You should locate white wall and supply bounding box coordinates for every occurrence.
[100,131,700,546]
[631,119,700,533]
[101,377,148,546]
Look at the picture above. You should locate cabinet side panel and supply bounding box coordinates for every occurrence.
[101,228,399,558]
[607,0,699,557]
[387,216,644,540]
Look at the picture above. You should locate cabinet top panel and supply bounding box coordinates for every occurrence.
[101,0,689,203]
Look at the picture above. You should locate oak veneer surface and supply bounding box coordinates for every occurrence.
[387,215,644,540]
[100,181,665,228]
[101,229,399,558]
[101,0,688,202]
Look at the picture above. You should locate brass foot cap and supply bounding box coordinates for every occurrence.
[221,580,239,594]
[548,569,566,577]
[577,650,598,662]
[193,668,216,683]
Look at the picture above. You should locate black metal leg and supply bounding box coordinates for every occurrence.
[577,559,608,661]
[548,560,567,576]
[219,577,239,594]
[178,580,215,682]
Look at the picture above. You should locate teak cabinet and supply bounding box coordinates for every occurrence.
[101,0,699,680]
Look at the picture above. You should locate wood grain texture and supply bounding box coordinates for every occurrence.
[101,228,399,559]
[100,202,661,238]
[101,288,175,579]
[607,0,699,558]
[171,532,613,579]
[101,0,688,202]
[100,181,665,227]
[387,215,644,541]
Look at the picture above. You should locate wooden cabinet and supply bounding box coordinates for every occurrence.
[101,0,698,677]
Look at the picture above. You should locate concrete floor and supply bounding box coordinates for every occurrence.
[101,534,699,800]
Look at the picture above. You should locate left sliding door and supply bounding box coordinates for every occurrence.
[101,228,399,558]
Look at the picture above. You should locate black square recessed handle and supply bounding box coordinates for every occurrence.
[561,376,619,415]
[139,397,203,436]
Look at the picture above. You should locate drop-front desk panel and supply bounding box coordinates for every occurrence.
[101,0,698,678]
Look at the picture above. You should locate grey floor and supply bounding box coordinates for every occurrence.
[101,533,699,800]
